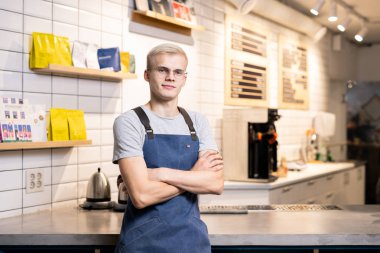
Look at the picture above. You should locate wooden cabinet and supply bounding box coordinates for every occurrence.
[270,166,365,205]
[334,165,365,204]
[199,164,365,205]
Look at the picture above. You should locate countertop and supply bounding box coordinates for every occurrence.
[224,161,364,190]
[0,204,380,247]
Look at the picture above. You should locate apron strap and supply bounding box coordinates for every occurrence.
[178,107,198,141]
[132,107,154,139]
[132,106,199,141]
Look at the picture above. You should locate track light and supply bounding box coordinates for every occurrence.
[313,27,327,42]
[328,0,338,22]
[337,15,351,32]
[355,25,368,42]
[310,0,325,16]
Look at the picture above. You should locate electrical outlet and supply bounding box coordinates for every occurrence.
[26,168,44,193]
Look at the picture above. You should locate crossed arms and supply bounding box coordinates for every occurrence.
[118,151,224,209]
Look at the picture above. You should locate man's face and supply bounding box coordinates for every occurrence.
[145,53,187,102]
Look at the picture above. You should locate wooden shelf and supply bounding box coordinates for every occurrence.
[132,10,205,36]
[0,140,92,151]
[31,64,137,82]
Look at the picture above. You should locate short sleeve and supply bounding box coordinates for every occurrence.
[193,112,218,153]
[112,111,145,164]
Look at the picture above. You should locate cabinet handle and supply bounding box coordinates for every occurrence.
[307,180,315,186]
[326,192,334,199]
[306,199,316,204]
[326,175,334,181]
[282,187,292,193]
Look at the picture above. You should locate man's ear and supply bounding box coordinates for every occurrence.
[144,70,149,81]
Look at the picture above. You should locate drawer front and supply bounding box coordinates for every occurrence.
[199,189,270,205]
[270,183,304,204]
[270,176,332,204]
[320,172,344,192]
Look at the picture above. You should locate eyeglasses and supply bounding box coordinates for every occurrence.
[148,66,187,79]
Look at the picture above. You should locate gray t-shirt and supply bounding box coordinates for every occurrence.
[113,106,218,164]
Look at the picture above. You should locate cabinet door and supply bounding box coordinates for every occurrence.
[270,182,309,204]
[345,166,365,204]
[334,166,365,204]
[199,189,271,205]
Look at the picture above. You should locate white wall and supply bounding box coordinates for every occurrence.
[0,0,359,218]
[327,36,359,161]
[357,44,380,81]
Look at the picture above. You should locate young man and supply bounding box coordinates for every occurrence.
[113,43,224,253]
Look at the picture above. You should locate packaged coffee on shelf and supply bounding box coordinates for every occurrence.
[67,109,86,140]
[86,43,100,69]
[48,108,69,141]
[98,47,121,72]
[72,41,88,68]
[120,52,130,73]
[0,97,32,142]
[31,105,47,142]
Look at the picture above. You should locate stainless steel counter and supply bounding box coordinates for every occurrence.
[0,205,380,246]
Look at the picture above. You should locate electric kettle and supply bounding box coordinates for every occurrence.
[117,174,128,204]
[86,168,111,202]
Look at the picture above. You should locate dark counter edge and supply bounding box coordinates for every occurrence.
[1,234,380,246]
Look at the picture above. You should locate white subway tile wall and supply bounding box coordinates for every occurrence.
[0,0,335,219]
[0,0,126,218]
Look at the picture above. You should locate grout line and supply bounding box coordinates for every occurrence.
[21,0,25,215]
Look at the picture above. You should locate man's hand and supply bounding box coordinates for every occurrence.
[192,151,223,172]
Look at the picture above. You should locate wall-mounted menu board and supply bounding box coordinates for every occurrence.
[278,36,309,110]
[225,16,269,107]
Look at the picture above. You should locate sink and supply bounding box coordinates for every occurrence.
[199,204,342,214]
[247,204,342,211]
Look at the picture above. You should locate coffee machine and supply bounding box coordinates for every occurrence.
[223,108,280,182]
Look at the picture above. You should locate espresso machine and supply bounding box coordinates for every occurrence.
[223,108,280,182]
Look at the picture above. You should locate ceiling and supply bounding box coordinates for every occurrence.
[278,0,380,45]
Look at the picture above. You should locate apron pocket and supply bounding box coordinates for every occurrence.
[119,216,163,248]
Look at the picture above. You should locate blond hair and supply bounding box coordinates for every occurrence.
[146,43,188,69]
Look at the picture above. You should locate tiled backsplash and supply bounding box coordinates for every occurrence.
[0,0,352,218]
[0,0,126,218]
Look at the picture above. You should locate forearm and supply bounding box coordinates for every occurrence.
[132,179,184,207]
[154,168,224,195]
[119,157,183,209]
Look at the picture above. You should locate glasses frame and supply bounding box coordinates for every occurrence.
[148,66,188,80]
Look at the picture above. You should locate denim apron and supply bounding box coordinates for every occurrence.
[115,107,211,253]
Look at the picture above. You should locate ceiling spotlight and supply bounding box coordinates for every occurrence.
[310,0,325,16]
[355,25,368,42]
[337,15,351,32]
[328,0,338,22]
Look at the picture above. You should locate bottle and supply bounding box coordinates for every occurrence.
[278,156,288,177]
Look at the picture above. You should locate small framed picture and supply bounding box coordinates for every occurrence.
[134,0,150,11]
[150,0,173,17]
[171,1,191,22]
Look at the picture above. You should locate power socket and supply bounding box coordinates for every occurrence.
[26,168,44,193]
